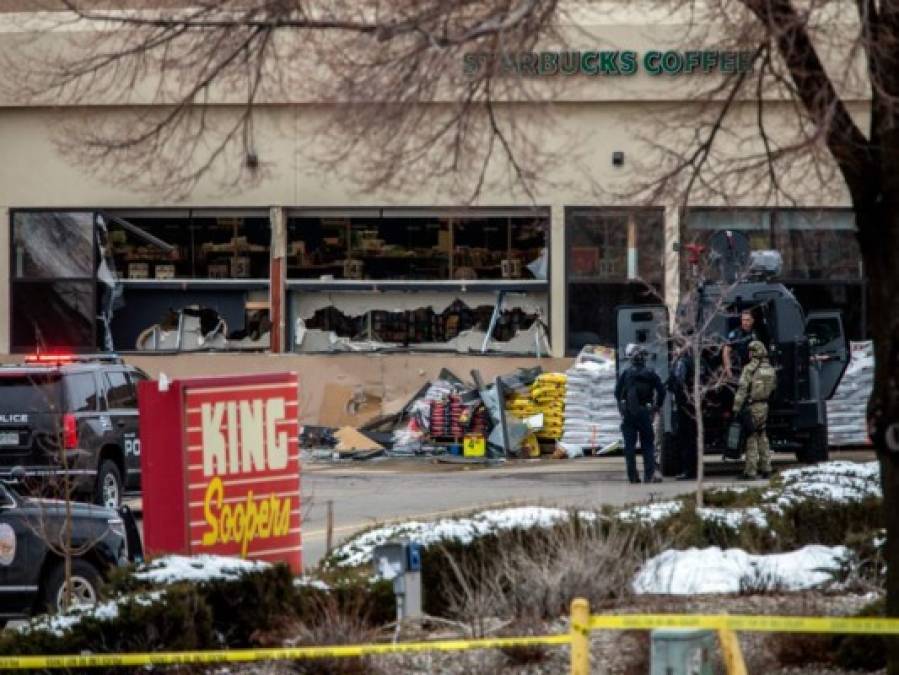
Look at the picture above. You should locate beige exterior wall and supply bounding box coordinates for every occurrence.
[0,9,868,415]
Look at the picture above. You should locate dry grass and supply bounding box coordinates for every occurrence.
[288,593,381,675]
[440,519,657,626]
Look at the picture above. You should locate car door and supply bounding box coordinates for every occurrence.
[103,370,141,489]
[615,304,672,432]
[0,486,41,617]
[805,310,850,401]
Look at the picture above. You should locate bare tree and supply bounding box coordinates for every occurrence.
[21,373,111,613]
[7,0,899,668]
[667,264,745,508]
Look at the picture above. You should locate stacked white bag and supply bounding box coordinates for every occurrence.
[827,341,874,446]
[560,355,622,453]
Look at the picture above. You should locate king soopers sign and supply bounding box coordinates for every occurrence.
[463,50,754,77]
[139,372,302,573]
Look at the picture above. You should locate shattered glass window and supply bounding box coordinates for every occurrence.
[11,211,97,351]
[11,281,95,351]
[12,212,93,279]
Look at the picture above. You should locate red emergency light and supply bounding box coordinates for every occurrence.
[24,353,77,365]
[62,413,78,450]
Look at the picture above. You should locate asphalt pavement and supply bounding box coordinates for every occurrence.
[125,449,874,571]
[298,449,874,569]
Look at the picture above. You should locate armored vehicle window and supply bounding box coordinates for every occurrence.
[807,316,842,347]
[65,373,100,412]
[105,372,136,409]
[0,374,63,413]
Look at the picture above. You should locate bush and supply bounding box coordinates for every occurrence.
[436,518,654,625]
[3,563,397,666]
[771,632,835,669]
[833,598,887,671]
[0,584,215,669]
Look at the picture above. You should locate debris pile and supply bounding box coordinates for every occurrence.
[306,362,607,462]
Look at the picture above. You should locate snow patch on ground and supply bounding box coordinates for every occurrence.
[771,461,880,508]
[134,555,270,584]
[697,507,768,529]
[633,545,850,595]
[617,500,683,524]
[294,576,330,591]
[20,591,164,637]
[331,507,597,567]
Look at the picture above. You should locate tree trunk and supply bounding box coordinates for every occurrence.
[856,205,899,673]
[693,334,705,508]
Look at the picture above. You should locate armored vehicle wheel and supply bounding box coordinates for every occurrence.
[797,425,829,464]
[660,432,681,477]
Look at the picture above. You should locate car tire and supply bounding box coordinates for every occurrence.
[797,425,829,464]
[42,558,102,613]
[660,432,682,477]
[94,460,123,509]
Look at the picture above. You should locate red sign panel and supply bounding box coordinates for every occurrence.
[139,373,301,573]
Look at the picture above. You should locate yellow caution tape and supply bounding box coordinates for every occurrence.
[6,614,899,670]
[0,634,573,670]
[589,614,899,635]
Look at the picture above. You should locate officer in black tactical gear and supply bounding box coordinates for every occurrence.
[615,346,666,484]
[723,310,760,379]
[668,347,698,481]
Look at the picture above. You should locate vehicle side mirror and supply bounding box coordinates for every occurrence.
[8,467,26,484]
[0,485,14,508]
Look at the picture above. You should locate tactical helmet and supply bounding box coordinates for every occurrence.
[748,340,767,359]
[629,345,647,366]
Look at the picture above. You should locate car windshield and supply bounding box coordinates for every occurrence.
[0,373,63,413]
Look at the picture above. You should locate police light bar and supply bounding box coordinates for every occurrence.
[24,353,123,365]
[25,353,76,364]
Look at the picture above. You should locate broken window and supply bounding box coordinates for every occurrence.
[292,291,549,354]
[287,208,550,353]
[9,210,274,353]
[11,212,96,351]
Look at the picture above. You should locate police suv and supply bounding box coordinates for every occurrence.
[0,355,146,508]
[0,480,138,623]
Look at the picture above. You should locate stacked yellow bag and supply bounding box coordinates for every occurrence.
[506,393,539,418]
[530,373,566,440]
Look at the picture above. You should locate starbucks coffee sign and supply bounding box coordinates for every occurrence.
[463,50,754,77]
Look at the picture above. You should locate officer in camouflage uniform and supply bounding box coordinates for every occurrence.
[732,340,777,479]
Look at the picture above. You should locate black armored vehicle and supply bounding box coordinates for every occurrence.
[616,230,850,475]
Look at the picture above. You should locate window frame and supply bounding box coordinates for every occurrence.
[564,206,666,354]
[10,210,98,353]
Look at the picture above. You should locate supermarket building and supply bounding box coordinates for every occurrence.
[0,6,867,423]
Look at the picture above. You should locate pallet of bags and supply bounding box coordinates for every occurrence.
[530,372,567,440]
[827,341,874,446]
[561,354,621,453]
